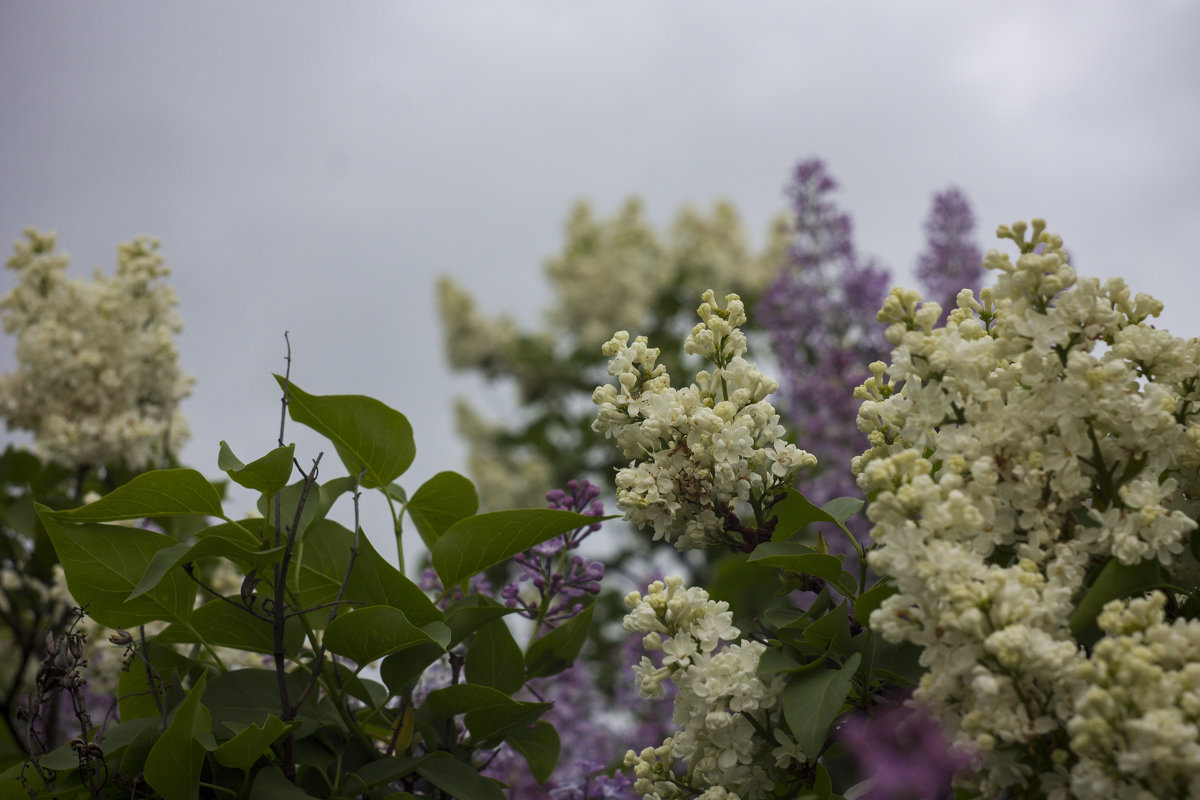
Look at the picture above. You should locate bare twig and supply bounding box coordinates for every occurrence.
[293,469,365,711]
[279,331,292,448]
[271,452,321,783]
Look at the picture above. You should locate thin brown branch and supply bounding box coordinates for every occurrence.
[182,563,273,623]
[272,452,321,783]
[293,470,364,711]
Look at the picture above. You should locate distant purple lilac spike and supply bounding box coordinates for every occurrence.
[501,479,606,633]
[841,701,976,800]
[916,188,983,321]
[759,159,890,537]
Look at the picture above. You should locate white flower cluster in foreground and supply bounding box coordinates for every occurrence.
[854,219,1200,798]
[1,229,192,469]
[1070,592,1200,800]
[622,576,793,800]
[593,291,816,549]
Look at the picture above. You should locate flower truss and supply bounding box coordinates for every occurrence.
[0,229,192,470]
[592,290,816,551]
[500,479,606,633]
[621,576,794,800]
[853,219,1200,799]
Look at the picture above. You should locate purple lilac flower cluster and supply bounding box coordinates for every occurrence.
[915,188,983,322]
[759,160,984,532]
[500,479,606,633]
[482,481,636,798]
[840,699,976,800]
[418,567,492,611]
[758,159,891,519]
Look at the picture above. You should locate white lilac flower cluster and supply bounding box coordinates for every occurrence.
[853,219,1200,798]
[1,229,192,469]
[1069,592,1200,799]
[621,576,794,800]
[545,201,787,349]
[592,290,816,550]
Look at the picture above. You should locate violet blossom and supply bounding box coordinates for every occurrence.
[915,188,983,322]
[758,158,890,527]
[501,479,606,633]
[759,161,983,550]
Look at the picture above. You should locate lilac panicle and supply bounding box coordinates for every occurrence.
[418,568,493,611]
[501,479,606,632]
[841,701,976,800]
[915,188,984,321]
[758,158,890,528]
[760,163,984,553]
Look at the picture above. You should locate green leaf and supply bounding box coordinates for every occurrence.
[156,600,304,655]
[276,375,415,489]
[465,618,524,694]
[144,673,211,800]
[291,519,442,627]
[747,542,844,580]
[416,754,506,800]
[204,669,328,739]
[406,471,478,549]
[380,642,446,695]
[127,522,283,602]
[803,600,852,654]
[812,762,834,800]
[420,684,550,743]
[432,509,614,587]
[99,716,160,753]
[257,475,356,535]
[115,718,162,779]
[251,766,322,799]
[772,488,831,541]
[49,469,223,522]
[822,497,865,525]
[324,605,445,668]
[757,646,807,676]
[39,510,196,627]
[319,661,391,709]
[219,441,295,496]
[854,581,897,627]
[444,595,521,647]
[119,642,191,722]
[345,756,430,792]
[1070,557,1167,646]
[127,541,194,601]
[872,639,924,686]
[524,603,594,679]
[782,653,861,761]
[35,741,83,770]
[505,721,560,784]
[213,714,299,771]
[772,488,862,542]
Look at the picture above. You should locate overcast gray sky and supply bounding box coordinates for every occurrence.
[3,2,1199,562]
